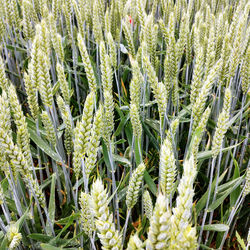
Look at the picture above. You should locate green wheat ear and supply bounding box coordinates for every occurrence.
[170,156,197,249]
[130,103,142,139]
[243,167,250,197]
[127,233,144,250]
[7,224,22,250]
[91,178,122,249]
[73,91,95,179]
[159,136,176,199]
[79,192,95,237]
[143,190,153,220]
[212,88,231,158]
[126,162,145,210]
[146,193,172,249]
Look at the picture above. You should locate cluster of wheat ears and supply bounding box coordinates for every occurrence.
[0,0,249,249]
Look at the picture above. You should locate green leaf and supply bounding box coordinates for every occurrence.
[6,44,27,53]
[134,137,142,166]
[113,154,131,166]
[41,244,61,250]
[51,213,79,245]
[235,231,246,250]
[52,81,61,95]
[15,205,31,230]
[46,173,56,235]
[144,171,157,196]
[28,127,61,162]
[26,117,47,137]
[197,141,243,161]
[196,170,227,215]
[28,234,54,243]
[101,141,113,172]
[141,121,160,151]
[197,224,229,232]
[120,44,128,54]
[200,244,215,250]
[208,176,244,212]
[145,118,160,133]
[230,153,241,207]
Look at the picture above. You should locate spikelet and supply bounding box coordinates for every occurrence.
[166,118,179,143]
[204,26,215,79]
[8,84,33,168]
[146,193,172,249]
[24,73,39,120]
[85,105,103,177]
[228,11,247,80]
[176,14,188,61]
[28,29,41,89]
[52,0,61,20]
[4,0,20,27]
[91,179,122,249]
[73,92,94,179]
[243,167,250,197]
[144,14,155,58]
[103,90,114,143]
[22,0,35,39]
[127,233,144,250]
[0,18,5,43]
[0,91,11,136]
[57,96,73,154]
[7,224,22,250]
[0,128,30,175]
[96,0,105,27]
[56,63,71,105]
[48,14,64,62]
[72,0,84,37]
[143,190,153,220]
[104,9,111,36]
[211,88,231,158]
[143,54,167,120]
[241,47,250,94]
[93,0,103,43]
[39,20,51,56]
[130,57,143,107]
[41,111,57,147]
[122,16,135,57]
[159,137,176,198]
[37,50,53,108]
[79,192,95,237]
[107,32,117,68]
[190,47,204,105]
[136,0,146,33]
[39,0,49,18]
[170,156,197,249]
[100,41,113,93]
[126,163,145,209]
[192,60,222,131]
[0,183,5,205]
[0,128,45,207]
[218,34,231,85]
[54,33,64,63]
[164,33,177,99]
[62,1,72,36]
[142,43,158,85]
[0,55,8,91]
[191,107,211,166]
[130,103,142,139]
[158,19,169,45]
[0,92,14,177]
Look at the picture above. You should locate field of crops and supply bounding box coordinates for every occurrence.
[0,0,249,249]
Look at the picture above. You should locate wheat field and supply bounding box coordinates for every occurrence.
[0,0,249,249]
